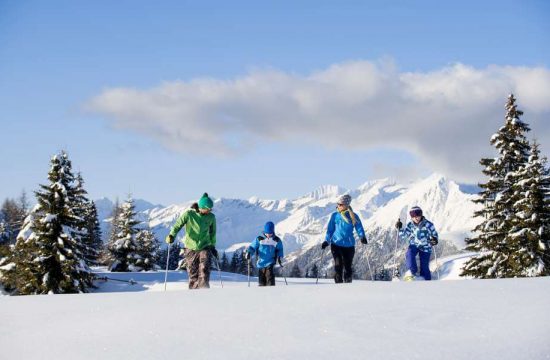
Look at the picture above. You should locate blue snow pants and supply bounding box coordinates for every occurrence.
[405,245,432,280]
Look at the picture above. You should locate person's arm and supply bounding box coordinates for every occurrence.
[209,215,217,246]
[276,239,284,259]
[399,222,412,242]
[354,213,366,238]
[169,211,188,238]
[325,213,336,243]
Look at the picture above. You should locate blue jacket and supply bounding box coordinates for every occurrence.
[247,235,284,269]
[399,217,438,253]
[325,211,366,248]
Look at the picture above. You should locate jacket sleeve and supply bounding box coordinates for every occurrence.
[210,215,217,246]
[169,211,188,237]
[427,221,438,240]
[399,222,413,243]
[325,213,336,243]
[276,239,284,259]
[247,238,260,256]
[353,213,366,238]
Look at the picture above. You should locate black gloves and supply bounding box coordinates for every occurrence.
[277,257,283,266]
[321,241,329,250]
[395,219,403,230]
[165,235,174,244]
[430,237,438,246]
[360,236,368,245]
[245,251,251,260]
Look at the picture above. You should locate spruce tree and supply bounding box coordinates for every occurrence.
[0,152,93,294]
[230,251,239,273]
[462,94,532,278]
[106,197,141,272]
[220,251,229,271]
[134,229,160,271]
[309,263,319,279]
[237,250,248,275]
[506,141,550,275]
[84,200,103,265]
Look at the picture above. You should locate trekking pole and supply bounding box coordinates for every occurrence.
[364,248,374,281]
[316,248,326,285]
[433,246,440,280]
[211,251,224,288]
[392,220,401,279]
[278,258,288,285]
[164,244,171,291]
[247,257,251,287]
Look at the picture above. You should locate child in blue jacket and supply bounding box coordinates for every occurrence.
[396,206,439,281]
[321,194,368,283]
[246,221,284,286]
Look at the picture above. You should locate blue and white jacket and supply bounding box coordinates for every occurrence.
[399,217,439,253]
[247,235,284,269]
[325,211,366,248]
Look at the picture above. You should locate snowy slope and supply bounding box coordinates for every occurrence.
[1,269,549,360]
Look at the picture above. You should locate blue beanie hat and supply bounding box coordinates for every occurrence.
[264,221,275,235]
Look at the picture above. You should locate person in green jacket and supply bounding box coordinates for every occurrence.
[166,193,218,289]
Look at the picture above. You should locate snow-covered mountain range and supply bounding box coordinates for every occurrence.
[96,173,482,278]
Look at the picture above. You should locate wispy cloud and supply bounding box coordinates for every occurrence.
[86,60,550,182]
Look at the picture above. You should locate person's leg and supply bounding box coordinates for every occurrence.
[419,251,432,280]
[184,248,200,289]
[267,265,276,286]
[331,244,344,283]
[258,267,267,286]
[197,249,212,288]
[342,246,356,283]
[405,245,419,276]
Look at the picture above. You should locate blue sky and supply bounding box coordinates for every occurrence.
[1,0,549,205]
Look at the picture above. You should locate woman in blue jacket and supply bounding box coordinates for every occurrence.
[321,194,368,283]
[246,221,284,286]
[396,206,439,281]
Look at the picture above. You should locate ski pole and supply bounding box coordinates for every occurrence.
[316,248,326,285]
[392,221,401,279]
[364,247,374,281]
[433,246,440,280]
[211,251,224,288]
[164,244,171,291]
[278,258,288,285]
[247,258,251,287]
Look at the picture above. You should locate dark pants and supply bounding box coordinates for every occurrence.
[258,265,275,286]
[184,248,212,289]
[331,244,355,283]
[405,245,432,280]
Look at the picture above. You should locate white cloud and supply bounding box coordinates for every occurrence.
[86,60,550,182]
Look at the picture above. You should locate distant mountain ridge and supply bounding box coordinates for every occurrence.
[96,173,481,278]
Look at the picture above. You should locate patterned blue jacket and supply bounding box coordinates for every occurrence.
[399,217,439,253]
[247,235,284,269]
[325,211,366,248]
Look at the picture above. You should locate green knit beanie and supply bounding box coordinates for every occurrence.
[198,193,214,209]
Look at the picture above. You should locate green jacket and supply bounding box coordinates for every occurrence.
[169,209,216,251]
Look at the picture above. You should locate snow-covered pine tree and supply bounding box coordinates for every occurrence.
[133,229,160,271]
[106,197,141,272]
[506,140,550,276]
[462,94,532,278]
[71,173,98,268]
[0,152,94,294]
[84,200,103,265]
[1,193,28,245]
[157,242,182,270]
[309,263,319,279]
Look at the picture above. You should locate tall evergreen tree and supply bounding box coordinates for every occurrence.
[1,193,28,245]
[134,229,161,271]
[230,251,239,273]
[462,94,532,278]
[220,251,229,271]
[506,141,550,275]
[158,242,182,271]
[0,152,93,294]
[84,200,103,265]
[106,197,141,272]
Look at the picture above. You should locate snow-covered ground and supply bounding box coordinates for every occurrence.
[1,263,549,360]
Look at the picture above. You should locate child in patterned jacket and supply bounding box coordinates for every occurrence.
[396,206,439,281]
